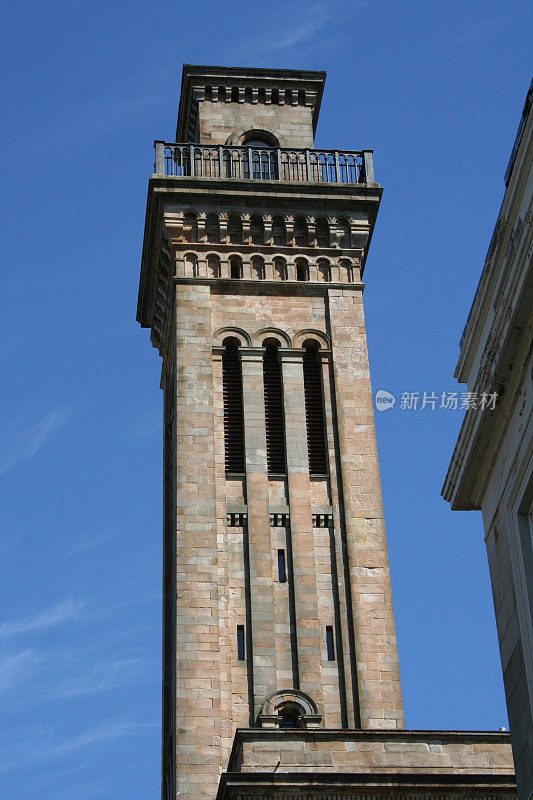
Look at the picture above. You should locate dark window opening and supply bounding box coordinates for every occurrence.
[263,342,286,474]
[277,549,287,583]
[316,218,330,248]
[303,344,328,475]
[272,216,286,246]
[296,261,308,281]
[223,340,245,473]
[237,625,245,660]
[230,257,242,279]
[231,86,239,102]
[278,704,301,728]
[326,626,335,661]
[294,217,308,247]
[228,214,243,244]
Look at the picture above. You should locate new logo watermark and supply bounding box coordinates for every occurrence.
[374,390,498,412]
[375,390,396,411]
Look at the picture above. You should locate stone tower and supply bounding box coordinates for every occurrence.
[138,65,515,800]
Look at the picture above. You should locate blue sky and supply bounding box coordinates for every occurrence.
[1,1,531,797]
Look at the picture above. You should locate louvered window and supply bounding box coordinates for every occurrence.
[303,345,328,475]
[263,343,286,474]
[223,341,245,473]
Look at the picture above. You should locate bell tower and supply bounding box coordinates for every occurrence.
[138,64,514,800]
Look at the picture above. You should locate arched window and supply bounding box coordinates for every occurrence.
[338,218,351,249]
[272,216,286,246]
[218,86,226,102]
[285,89,293,105]
[207,254,220,278]
[273,257,287,281]
[297,89,306,106]
[183,212,198,243]
[251,215,264,245]
[294,217,308,247]
[277,703,303,729]
[263,340,286,474]
[222,338,245,473]
[317,259,330,282]
[303,342,328,475]
[271,87,279,105]
[229,256,242,279]
[251,256,265,280]
[244,86,252,103]
[258,87,266,104]
[206,212,220,243]
[228,213,242,245]
[339,259,353,283]
[184,253,198,277]
[296,258,308,282]
[205,85,212,102]
[231,85,239,102]
[315,218,330,248]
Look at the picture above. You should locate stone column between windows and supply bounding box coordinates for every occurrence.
[239,347,278,718]
[278,347,325,714]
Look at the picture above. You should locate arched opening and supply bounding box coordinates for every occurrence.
[338,218,351,249]
[303,342,328,475]
[272,216,286,246]
[296,259,308,282]
[251,256,265,280]
[183,212,198,243]
[205,85,213,102]
[229,256,242,279]
[244,86,253,103]
[258,87,266,104]
[284,88,293,105]
[317,259,330,282]
[315,218,330,248]
[340,260,354,283]
[207,254,220,278]
[231,85,239,103]
[228,213,243,245]
[294,217,308,248]
[271,87,279,105]
[184,253,198,277]
[218,85,226,102]
[263,339,286,475]
[206,212,220,243]
[278,703,303,729]
[222,337,245,474]
[251,215,264,245]
[297,89,306,106]
[273,257,287,281]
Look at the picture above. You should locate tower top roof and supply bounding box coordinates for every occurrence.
[176,64,326,142]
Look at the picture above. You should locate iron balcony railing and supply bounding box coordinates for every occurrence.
[154,141,374,185]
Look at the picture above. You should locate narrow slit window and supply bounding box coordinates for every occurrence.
[277,549,287,583]
[303,344,328,475]
[237,625,245,661]
[326,626,335,661]
[263,342,286,474]
[222,340,245,473]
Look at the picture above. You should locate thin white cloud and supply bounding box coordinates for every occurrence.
[51,657,154,698]
[0,407,70,477]
[0,599,83,639]
[0,649,45,694]
[0,719,158,771]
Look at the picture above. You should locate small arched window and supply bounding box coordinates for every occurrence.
[251,215,264,245]
[244,86,253,103]
[231,85,239,102]
[271,87,279,105]
[258,87,266,104]
[183,212,198,243]
[277,703,303,729]
[207,254,220,278]
[340,260,354,283]
[218,86,226,102]
[184,253,198,277]
[317,259,330,282]
[272,216,286,246]
[273,257,287,281]
[339,218,351,249]
[206,212,220,243]
[229,256,242,279]
[297,89,306,106]
[205,85,213,102]
[296,259,308,282]
[285,89,293,105]
[294,217,308,248]
[315,218,330,248]
[228,213,243,245]
[251,256,265,280]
